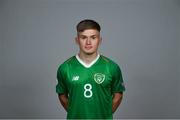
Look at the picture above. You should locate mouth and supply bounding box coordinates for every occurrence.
[85,46,93,50]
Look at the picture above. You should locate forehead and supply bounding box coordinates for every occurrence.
[78,29,100,36]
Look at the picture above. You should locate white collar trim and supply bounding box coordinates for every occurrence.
[76,54,100,68]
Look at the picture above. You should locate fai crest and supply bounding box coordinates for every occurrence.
[94,73,105,84]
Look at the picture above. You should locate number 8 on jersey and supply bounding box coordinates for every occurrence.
[84,83,92,98]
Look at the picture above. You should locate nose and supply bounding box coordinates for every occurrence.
[86,38,91,45]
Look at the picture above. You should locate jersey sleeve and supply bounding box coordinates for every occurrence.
[111,64,125,94]
[56,66,68,94]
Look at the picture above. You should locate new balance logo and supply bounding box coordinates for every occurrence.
[72,76,79,81]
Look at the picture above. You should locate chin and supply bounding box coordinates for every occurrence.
[86,53,94,55]
[82,48,97,55]
[84,51,95,55]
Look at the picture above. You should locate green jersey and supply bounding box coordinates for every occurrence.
[56,54,125,119]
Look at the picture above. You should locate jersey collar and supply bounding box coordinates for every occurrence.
[75,54,100,68]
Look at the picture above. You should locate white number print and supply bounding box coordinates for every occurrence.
[84,84,93,98]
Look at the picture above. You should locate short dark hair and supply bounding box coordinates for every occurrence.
[76,19,101,33]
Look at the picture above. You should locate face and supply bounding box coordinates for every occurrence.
[76,29,102,55]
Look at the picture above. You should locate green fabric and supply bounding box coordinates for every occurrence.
[56,55,125,119]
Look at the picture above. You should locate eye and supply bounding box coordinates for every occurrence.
[91,36,97,39]
[80,36,87,40]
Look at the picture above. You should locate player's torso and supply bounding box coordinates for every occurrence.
[63,56,113,119]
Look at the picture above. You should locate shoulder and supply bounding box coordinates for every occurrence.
[100,55,120,68]
[57,56,75,72]
[100,55,123,78]
[100,55,122,74]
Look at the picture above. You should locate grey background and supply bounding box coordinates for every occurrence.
[0,0,179,119]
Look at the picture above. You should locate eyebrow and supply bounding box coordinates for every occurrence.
[79,34,98,37]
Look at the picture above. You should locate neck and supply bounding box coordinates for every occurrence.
[78,52,98,64]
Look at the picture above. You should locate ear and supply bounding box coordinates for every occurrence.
[99,37,102,44]
[75,37,79,45]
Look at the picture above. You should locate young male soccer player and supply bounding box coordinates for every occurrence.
[56,19,125,119]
